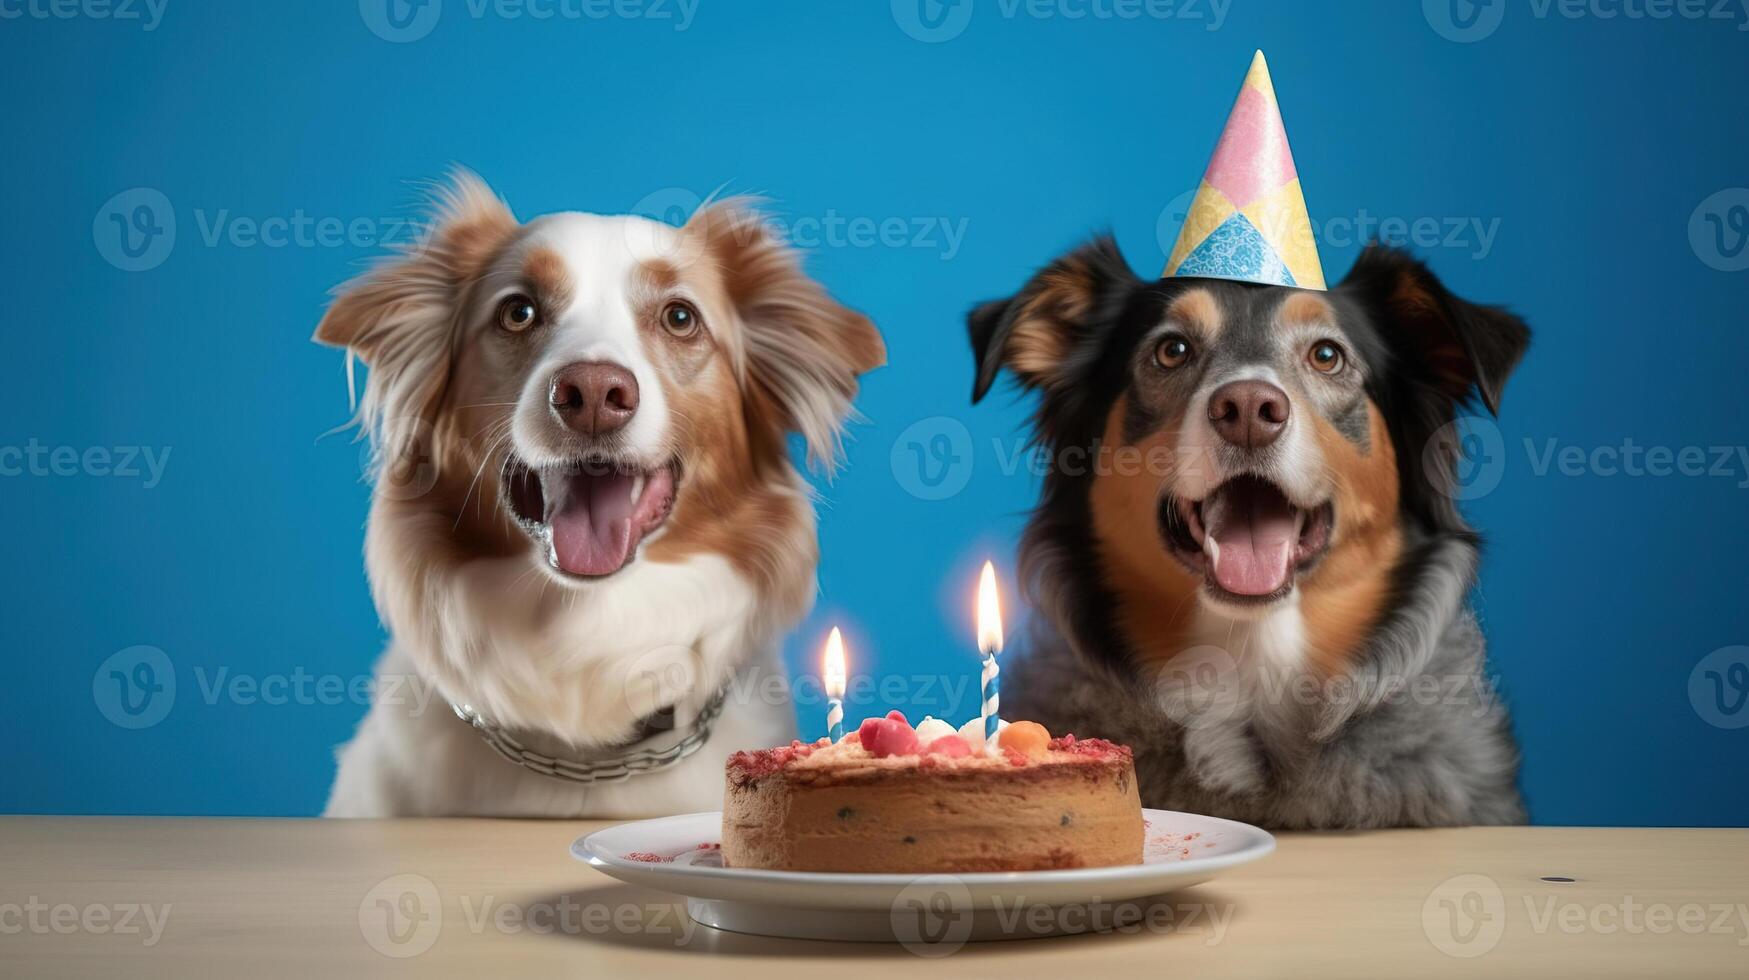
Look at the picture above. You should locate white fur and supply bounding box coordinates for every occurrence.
[326,552,799,818]
[327,452,811,818]
[1152,600,1310,796]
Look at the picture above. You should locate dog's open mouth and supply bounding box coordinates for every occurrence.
[1162,474,1334,604]
[500,455,678,578]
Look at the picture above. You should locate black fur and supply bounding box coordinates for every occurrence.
[1332,246,1531,535]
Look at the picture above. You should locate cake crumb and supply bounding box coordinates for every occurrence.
[1146,830,1218,862]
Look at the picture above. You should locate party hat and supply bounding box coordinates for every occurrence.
[1164,51,1325,290]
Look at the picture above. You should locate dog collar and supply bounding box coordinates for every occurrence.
[450,686,729,785]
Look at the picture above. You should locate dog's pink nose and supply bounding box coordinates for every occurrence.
[1208,379,1290,449]
[549,362,639,436]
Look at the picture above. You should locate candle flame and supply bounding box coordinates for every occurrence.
[823,627,847,699]
[977,560,1004,656]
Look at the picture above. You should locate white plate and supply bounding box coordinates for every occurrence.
[574,809,1274,942]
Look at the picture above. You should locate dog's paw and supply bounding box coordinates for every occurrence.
[1182,725,1267,796]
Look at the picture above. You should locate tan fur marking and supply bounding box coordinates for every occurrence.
[640,253,741,380]
[1278,291,1335,329]
[685,201,884,379]
[636,205,869,611]
[430,185,517,285]
[644,354,814,614]
[682,197,884,472]
[638,258,682,297]
[1002,257,1110,386]
[522,246,574,313]
[422,319,537,556]
[315,176,517,355]
[1298,403,1403,675]
[1087,397,1202,666]
[1007,304,1070,379]
[1166,288,1222,339]
[314,173,524,551]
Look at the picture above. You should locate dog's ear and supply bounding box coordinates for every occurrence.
[687,198,886,474]
[314,170,518,468]
[969,236,1138,403]
[1336,245,1530,415]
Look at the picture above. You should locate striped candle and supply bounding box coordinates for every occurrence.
[823,627,847,742]
[976,561,1005,755]
[826,698,843,742]
[980,653,1000,752]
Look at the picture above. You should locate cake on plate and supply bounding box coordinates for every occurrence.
[722,712,1143,873]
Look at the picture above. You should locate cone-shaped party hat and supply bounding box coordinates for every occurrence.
[1164,51,1325,290]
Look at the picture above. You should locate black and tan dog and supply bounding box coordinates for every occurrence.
[969,240,1529,828]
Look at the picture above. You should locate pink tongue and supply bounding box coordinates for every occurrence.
[1202,481,1299,597]
[548,471,638,577]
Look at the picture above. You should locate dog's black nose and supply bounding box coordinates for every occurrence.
[549,361,639,436]
[1209,379,1290,449]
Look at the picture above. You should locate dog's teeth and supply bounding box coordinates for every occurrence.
[630,474,645,503]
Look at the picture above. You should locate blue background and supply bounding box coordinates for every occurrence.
[2,0,1745,824]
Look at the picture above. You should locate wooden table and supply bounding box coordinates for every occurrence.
[1,818,1744,978]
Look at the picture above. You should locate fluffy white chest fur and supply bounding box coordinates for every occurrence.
[1150,602,1311,797]
[325,553,799,818]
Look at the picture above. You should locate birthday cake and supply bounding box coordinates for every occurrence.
[722,713,1143,873]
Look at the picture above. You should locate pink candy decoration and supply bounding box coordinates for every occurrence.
[861,711,921,758]
[856,711,980,759]
[925,735,971,758]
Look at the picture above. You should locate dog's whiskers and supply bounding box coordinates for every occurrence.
[454,421,515,531]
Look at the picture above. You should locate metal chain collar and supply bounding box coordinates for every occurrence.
[450,686,729,785]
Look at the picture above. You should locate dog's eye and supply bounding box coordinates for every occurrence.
[1308,341,1345,374]
[1155,336,1193,370]
[497,295,538,333]
[661,300,702,338]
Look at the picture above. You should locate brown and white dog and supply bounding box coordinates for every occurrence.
[971,238,1529,828]
[318,174,883,817]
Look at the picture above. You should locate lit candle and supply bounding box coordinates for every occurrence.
[823,627,847,742]
[977,561,1004,754]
